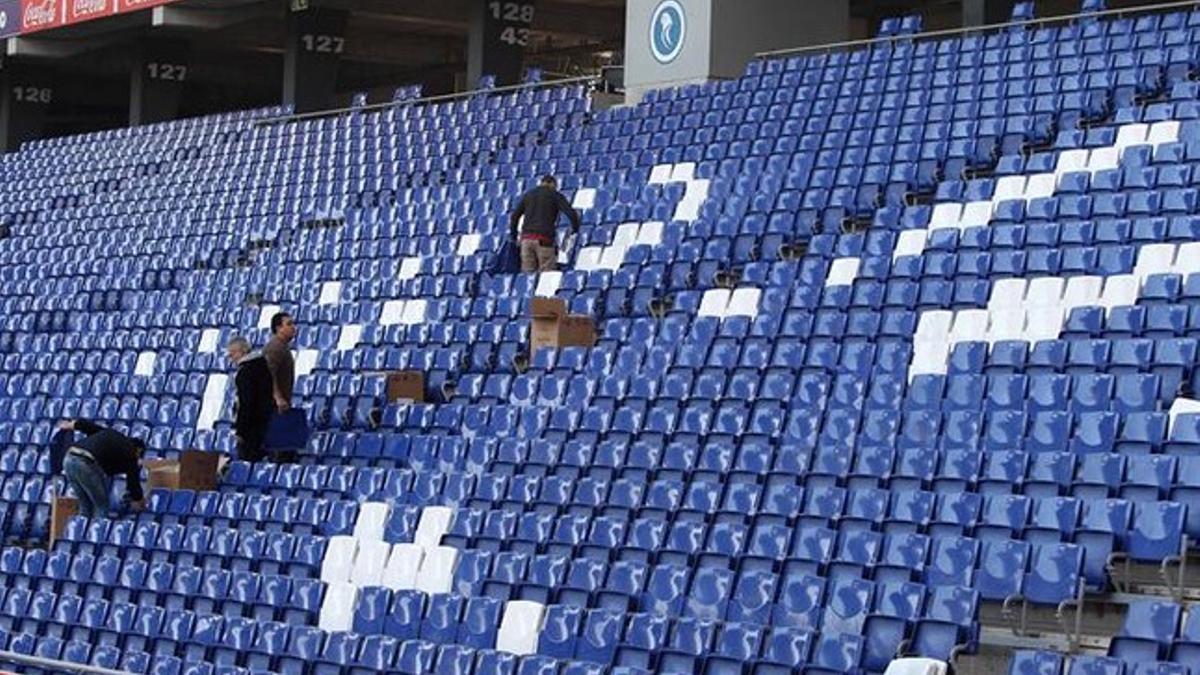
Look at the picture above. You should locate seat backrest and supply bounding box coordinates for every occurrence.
[415,546,459,595]
[496,600,546,655]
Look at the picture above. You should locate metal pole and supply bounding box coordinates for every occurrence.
[255,74,602,127]
[754,0,1200,59]
[0,651,135,675]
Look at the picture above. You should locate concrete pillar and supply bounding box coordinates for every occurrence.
[0,63,53,153]
[282,5,348,114]
[623,0,849,103]
[130,38,191,127]
[963,0,1013,26]
[467,0,538,88]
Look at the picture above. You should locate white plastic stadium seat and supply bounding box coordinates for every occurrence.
[571,188,596,210]
[927,203,962,230]
[612,222,639,247]
[825,257,860,287]
[349,540,391,587]
[957,201,993,228]
[353,502,390,542]
[574,247,602,272]
[726,288,761,318]
[1114,123,1149,151]
[670,162,696,182]
[648,163,673,184]
[380,300,407,325]
[1054,149,1088,176]
[1023,173,1057,201]
[321,536,358,584]
[382,543,425,591]
[697,289,731,318]
[1086,147,1119,173]
[1134,243,1177,280]
[1174,242,1200,275]
[1022,307,1065,343]
[400,299,428,325]
[986,309,1026,344]
[318,582,358,632]
[1147,120,1180,146]
[1168,398,1200,436]
[948,310,988,342]
[1100,275,1140,310]
[413,506,454,551]
[1062,276,1103,308]
[892,229,928,260]
[534,271,563,297]
[988,278,1027,311]
[883,658,949,675]
[336,325,363,352]
[496,601,547,655]
[1025,277,1066,309]
[636,221,664,246]
[415,546,459,595]
[991,176,1027,204]
[914,311,953,343]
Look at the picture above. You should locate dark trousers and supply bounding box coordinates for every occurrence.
[237,429,267,463]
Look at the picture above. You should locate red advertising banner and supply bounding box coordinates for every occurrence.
[117,0,175,11]
[13,0,177,35]
[66,0,114,24]
[19,0,63,33]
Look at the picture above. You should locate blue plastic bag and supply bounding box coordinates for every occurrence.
[264,408,310,453]
[492,239,521,274]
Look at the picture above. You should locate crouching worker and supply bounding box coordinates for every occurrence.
[56,419,145,518]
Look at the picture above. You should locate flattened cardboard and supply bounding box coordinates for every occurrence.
[49,496,78,550]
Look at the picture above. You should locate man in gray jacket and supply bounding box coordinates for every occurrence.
[509,175,581,272]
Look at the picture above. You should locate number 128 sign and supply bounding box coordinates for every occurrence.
[488,1,534,48]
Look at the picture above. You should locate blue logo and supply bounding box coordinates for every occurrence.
[650,0,686,64]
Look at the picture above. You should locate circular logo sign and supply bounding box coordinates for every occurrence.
[650,0,686,64]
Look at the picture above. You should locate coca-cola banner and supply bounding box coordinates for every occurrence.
[117,0,175,11]
[19,0,62,33]
[13,0,178,35]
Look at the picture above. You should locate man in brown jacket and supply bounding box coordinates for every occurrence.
[263,312,297,412]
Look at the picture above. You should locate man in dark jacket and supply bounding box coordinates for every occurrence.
[227,336,274,462]
[56,419,145,519]
[509,175,581,273]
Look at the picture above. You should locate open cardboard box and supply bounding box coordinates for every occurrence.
[143,450,220,492]
[48,450,220,549]
[387,370,426,403]
[530,297,596,355]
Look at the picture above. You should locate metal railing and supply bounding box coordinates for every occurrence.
[0,651,133,675]
[755,0,1200,59]
[255,73,604,127]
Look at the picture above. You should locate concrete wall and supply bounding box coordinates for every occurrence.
[624,0,714,102]
[624,0,850,103]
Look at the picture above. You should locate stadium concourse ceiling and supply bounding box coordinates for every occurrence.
[4,0,626,92]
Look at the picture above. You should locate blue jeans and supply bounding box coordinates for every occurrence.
[63,454,110,519]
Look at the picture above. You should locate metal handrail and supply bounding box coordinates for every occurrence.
[755,0,1200,59]
[255,74,603,127]
[0,651,134,675]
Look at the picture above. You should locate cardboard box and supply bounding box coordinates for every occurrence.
[531,296,568,319]
[48,496,78,550]
[387,371,426,403]
[530,299,597,355]
[143,450,220,492]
